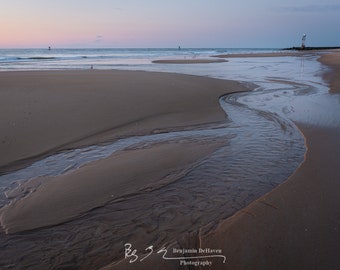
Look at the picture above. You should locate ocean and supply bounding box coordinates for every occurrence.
[0,47,282,71]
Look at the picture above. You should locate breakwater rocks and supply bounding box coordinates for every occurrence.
[283,46,340,51]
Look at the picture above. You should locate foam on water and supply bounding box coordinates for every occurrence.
[0,48,286,70]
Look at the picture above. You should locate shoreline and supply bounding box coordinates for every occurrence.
[213,51,311,58]
[152,58,227,64]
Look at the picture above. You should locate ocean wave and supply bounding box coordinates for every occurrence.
[0,48,282,70]
[18,57,56,60]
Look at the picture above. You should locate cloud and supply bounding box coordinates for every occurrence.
[276,4,340,13]
[95,35,103,43]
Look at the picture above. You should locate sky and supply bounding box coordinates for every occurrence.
[1,0,340,48]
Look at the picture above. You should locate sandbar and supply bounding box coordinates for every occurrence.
[213,51,311,58]
[0,70,247,173]
[152,58,227,64]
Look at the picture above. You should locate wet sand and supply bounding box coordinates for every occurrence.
[213,51,310,58]
[152,58,227,64]
[152,52,308,64]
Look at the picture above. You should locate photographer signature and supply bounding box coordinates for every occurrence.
[124,243,227,263]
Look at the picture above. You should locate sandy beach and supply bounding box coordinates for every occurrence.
[0,50,339,269]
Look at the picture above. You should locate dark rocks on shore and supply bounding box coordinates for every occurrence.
[283,47,340,51]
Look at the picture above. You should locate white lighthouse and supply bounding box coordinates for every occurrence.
[301,34,307,49]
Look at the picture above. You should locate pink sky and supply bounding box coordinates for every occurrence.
[1,0,339,48]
